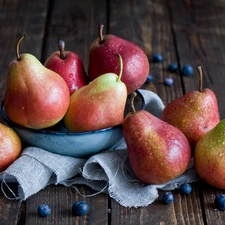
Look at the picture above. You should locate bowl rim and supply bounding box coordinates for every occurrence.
[1,89,145,135]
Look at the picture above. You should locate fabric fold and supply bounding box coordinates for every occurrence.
[3,147,86,200]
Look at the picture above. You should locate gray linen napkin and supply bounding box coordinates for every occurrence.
[0,89,199,208]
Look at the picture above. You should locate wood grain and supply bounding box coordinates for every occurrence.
[23,185,108,225]
[170,0,225,116]
[42,0,107,70]
[109,0,184,106]
[0,183,22,225]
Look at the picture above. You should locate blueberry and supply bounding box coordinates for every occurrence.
[164,77,174,86]
[145,74,153,83]
[38,204,51,217]
[152,53,163,63]
[162,192,174,205]
[214,194,225,211]
[168,63,178,72]
[182,65,193,76]
[179,183,192,195]
[72,201,89,216]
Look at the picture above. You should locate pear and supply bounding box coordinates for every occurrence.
[64,53,127,132]
[88,24,150,94]
[44,40,89,95]
[4,35,70,129]
[161,66,220,149]
[195,119,225,189]
[122,93,192,184]
[0,123,22,172]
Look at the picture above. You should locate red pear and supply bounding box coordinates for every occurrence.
[88,24,150,94]
[4,35,70,129]
[161,66,220,148]
[0,123,22,172]
[44,40,89,95]
[122,93,191,184]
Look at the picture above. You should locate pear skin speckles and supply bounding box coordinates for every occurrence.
[195,119,225,189]
[122,110,191,184]
[161,88,220,148]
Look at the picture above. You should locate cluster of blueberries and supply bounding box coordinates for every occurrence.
[162,183,225,211]
[145,53,194,86]
[162,183,192,205]
[38,200,89,217]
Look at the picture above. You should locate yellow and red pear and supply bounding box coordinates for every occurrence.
[0,123,22,172]
[161,66,220,149]
[122,93,191,184]
[195,119,225,189]
[64,54,127,132]
[4,35,70,129]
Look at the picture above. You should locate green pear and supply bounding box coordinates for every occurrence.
[64,53,127,132]
[4,35,70,129]
[161,66,220,149]
[122,93,192,184]
[195,119,225,189]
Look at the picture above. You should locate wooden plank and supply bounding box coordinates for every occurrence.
[0,183,22,225]
[199,181,225,225]
[24,185,108,225]
[0,1,49,224]
[110,183,203,225]
[41,0,107,70]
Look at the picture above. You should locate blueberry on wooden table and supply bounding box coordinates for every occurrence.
[72,201,89,216]
[168,63,178,72]
[182,65,193,76]
[152,53,163,62]
[164,77,174,86]
[179,183,192,195]
[38,204,51,217]
[162,192,174,205]
[214,194,225,211]
[145,74,153,83]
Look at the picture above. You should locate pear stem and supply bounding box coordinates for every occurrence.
[98,24,105,44]
[16,34,26,61]
[115,53,123,82]
[130,92,137,113]
[197,65,203,92]
[58,40,67,59]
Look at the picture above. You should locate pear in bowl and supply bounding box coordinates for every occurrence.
[0,90,144,158]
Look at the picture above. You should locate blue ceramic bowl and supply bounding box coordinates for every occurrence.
[0,90,144,158]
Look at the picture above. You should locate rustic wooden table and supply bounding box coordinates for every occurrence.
[1,0,225,224]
